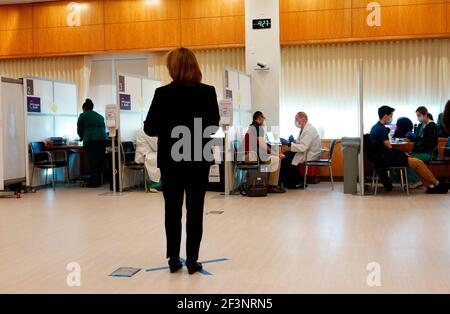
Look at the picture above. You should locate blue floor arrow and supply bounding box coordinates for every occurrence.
[146,257,229,276]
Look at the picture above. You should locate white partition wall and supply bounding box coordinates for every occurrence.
[117,73,161,190]
[117,74,161,141]
[223,68,253,194]
[224,67,253,129]
[23,77,78,187]
[0,78,26,190]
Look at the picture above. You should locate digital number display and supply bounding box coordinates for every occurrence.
[252,19,271,29]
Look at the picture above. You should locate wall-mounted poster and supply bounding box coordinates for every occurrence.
[119,94,131,111]
[26,79,34,96]
[119,75,125,93]
[27,96,41,113]
[225,89,233,100]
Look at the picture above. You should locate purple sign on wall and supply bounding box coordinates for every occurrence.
[119,94,131,111]
[27,96,41,113]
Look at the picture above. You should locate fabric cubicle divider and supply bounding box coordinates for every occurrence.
[0,77,26,191]
[23,77,78,187]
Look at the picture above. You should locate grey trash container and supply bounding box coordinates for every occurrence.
[342,137,361,194]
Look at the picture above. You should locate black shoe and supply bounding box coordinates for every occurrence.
[168,258,183,273]
[426,182,449,194]
[186,262,203,275]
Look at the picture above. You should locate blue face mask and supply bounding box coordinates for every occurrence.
[418,116,424,124]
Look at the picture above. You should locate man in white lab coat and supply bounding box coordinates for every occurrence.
[290,112,322,166]
[280,112,322,188]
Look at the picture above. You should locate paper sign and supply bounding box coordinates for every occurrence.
[105,104,119,137]
[119,75,125,93]
[119,94,131,111]
[219,99,233,126]
[26,79,34,96]
[209,165,220,183]
[27,96,41,113]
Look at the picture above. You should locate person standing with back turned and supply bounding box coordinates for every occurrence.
[144,48,220,275]
[77,99,107,188]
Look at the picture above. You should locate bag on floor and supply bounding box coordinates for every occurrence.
[241,168,268,197]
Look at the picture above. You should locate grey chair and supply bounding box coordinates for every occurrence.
[372,167,410,196]
[120,141,148,192]
[430,137,450,183]
[304,139,337,190]
[29,142,68,191]
[231,140,259,193]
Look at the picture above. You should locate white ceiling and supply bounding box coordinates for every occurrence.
[0,0,55,5]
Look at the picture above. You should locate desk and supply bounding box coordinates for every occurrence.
[45,145,90,179]
[391,140,414,153]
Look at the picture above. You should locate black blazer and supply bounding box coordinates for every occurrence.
[144,82,220,170]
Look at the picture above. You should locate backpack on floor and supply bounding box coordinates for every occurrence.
[241,168,268,197]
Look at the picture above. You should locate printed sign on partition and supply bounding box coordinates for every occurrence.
[119,76,125,93]
[119,94,131,111]
[26,79,34,96]
[27,97,41,113]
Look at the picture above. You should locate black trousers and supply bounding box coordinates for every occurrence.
[160,166,209,263]
[84,141,106,186]
[279,151,301,187]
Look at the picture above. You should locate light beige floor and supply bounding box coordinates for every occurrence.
[0,183,449,294]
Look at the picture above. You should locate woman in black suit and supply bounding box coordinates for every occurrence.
[144,48,220,275]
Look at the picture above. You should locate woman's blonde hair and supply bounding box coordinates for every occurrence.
[166,47,202,86]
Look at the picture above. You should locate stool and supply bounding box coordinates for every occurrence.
[372,167,410,196]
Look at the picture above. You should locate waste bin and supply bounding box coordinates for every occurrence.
[342,137,361,194]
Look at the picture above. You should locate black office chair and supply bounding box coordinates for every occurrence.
[304,139,337,190]
[231,140,259,194]
[120,141,148,192]
[430,137,450,183]
[29,142,68,191]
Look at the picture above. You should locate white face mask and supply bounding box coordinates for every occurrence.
[295,121,301,129]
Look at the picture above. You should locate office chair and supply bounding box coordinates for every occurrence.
[304,139,337,190]
[231,140,259,194]
[371,166,410,196]
[120,141,148,192]
[29,142,68,191]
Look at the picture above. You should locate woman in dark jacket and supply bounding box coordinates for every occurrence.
[144,48,220,275]
[405,106,438,186]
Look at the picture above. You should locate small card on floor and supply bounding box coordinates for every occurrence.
[110,267,141,278]
[206,210,224,215]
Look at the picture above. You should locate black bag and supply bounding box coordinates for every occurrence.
[241,168,268,197]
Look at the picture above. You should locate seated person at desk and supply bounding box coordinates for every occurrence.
[369,106,447,194]
[244,111,286,193]
[135,127,161,193]
[393,117,413,139]
[404,106,438,188]
[437,112,449,138]
[443,100,450,134]
[77,99,107,188]
[280,112,322,189]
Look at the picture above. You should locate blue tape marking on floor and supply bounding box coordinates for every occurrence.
[145,257,229,275]
[146,266,171,272]
[201,258,229,264]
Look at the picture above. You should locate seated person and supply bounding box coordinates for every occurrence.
[444,100,450,134]
[135,127,161,193]
[244,111,286,193]
[280,112,322,189]
[404,106,438,188]
[393,117,413,139]
[369,106,447,194]
[437,112,449,138]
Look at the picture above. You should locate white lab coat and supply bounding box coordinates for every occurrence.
[290,122,322,166]
[135,128,161,182]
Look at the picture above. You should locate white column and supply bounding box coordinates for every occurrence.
[245,0,281,128]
